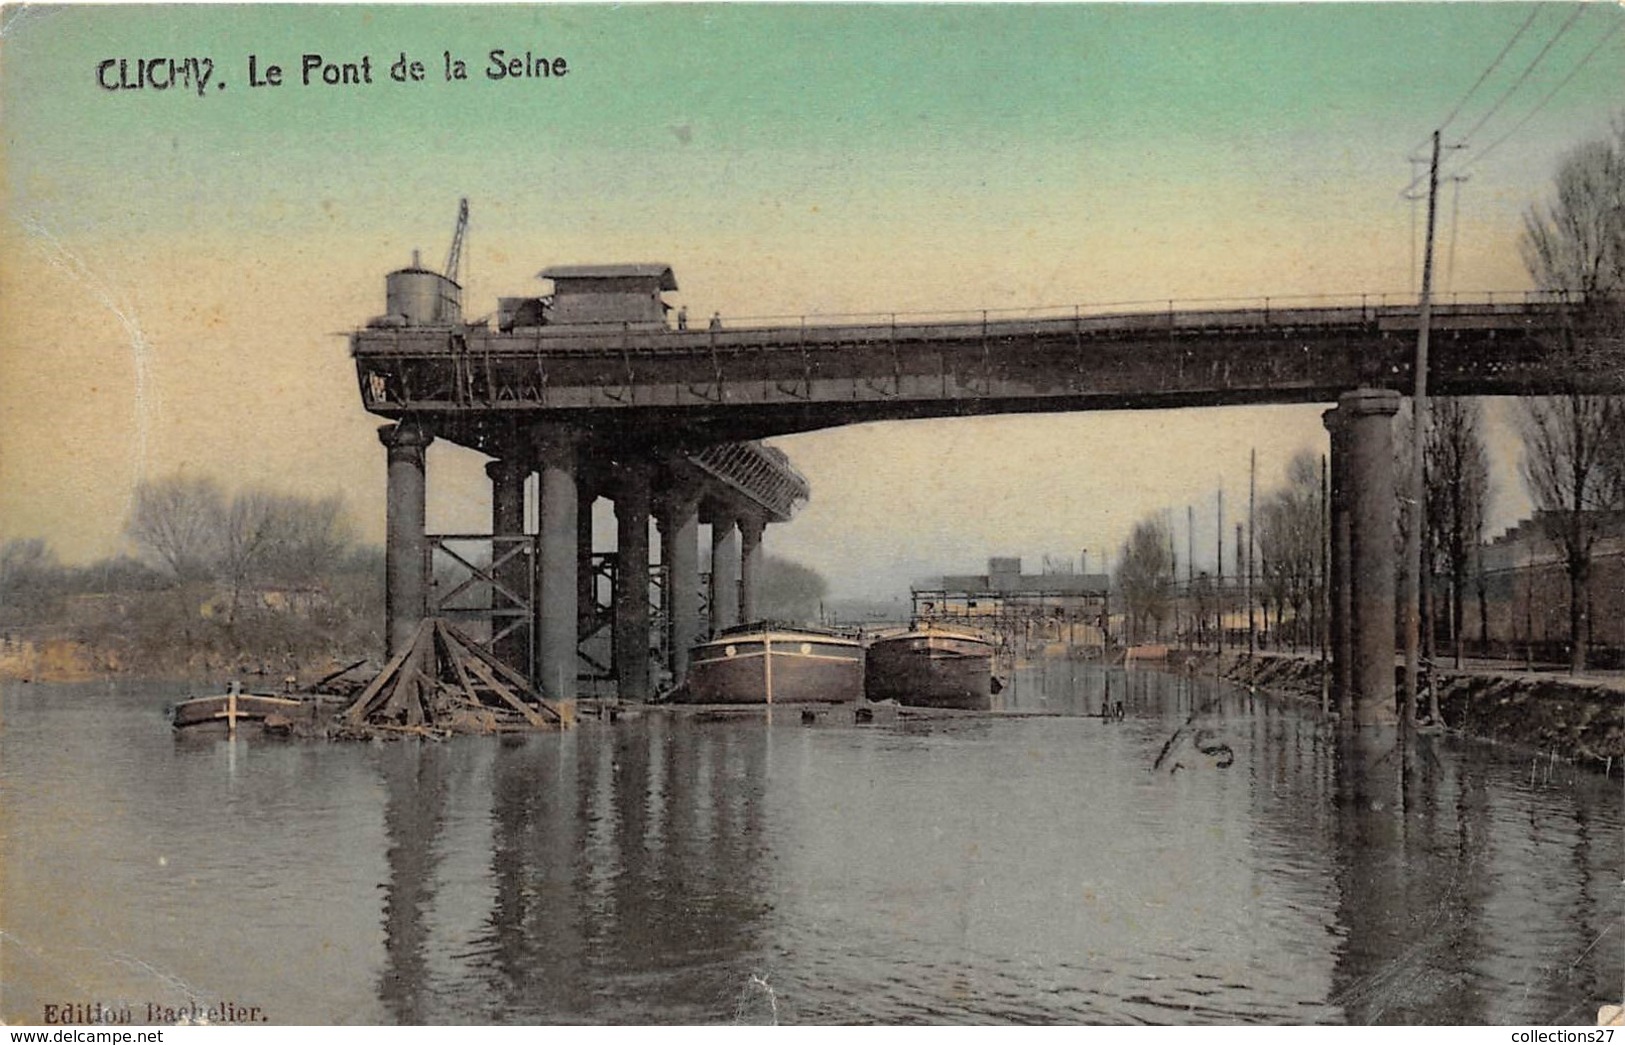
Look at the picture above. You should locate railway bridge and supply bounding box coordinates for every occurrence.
[352,257,1624,720]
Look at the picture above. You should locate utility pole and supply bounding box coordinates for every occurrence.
[1405,129,1442,726]
[1248,448,1257,657]
[1187,504,1195,650]
[1216,487,1225,655]
[1166,509,1177,645]
[1235,523,1245,655]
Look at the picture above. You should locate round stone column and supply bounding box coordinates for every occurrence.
[658,485,701,684]
[738,511,767,623]
[613,460,653,701]
[1340,388,1401,727]
[532,426,580,705]
[709,514,740,634]
[380,421,434,658]
[486,455,529,674]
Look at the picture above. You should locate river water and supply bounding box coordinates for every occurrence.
[1,663,1619,1025]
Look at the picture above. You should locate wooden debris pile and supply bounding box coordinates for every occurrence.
[309,658,374,699]
[337,618,566,739]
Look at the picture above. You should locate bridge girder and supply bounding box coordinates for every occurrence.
[353,301,1625,444]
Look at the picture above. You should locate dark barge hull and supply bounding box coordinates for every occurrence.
[865,631,995,710]
[682,628,865,704]
[172,693,309,732]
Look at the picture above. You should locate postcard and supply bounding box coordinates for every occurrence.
[2,3,1622,1028]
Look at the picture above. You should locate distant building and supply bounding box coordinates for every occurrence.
[913,557,1111,648]
[1475,511,1625,661]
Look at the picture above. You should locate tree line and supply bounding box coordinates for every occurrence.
[1,477,383,675]
[2,473,834,676]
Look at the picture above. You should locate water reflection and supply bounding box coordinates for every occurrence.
[1328,726,1621,1025]
[378,743,450,1024]
[451,720,772,1023]
[2,675,1617,1026]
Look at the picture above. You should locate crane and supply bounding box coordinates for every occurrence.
[443,198,469,286]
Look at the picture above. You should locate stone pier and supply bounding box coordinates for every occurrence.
[709,514,740,635]
[380,421,433,658]
[1337,388,1401,727]
[738,510,766,624]
[534,426,580,706]
[612,460,653,701]
[487,453,528,672]
[658,483,701,685]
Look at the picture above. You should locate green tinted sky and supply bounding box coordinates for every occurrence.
[4,4,1623,596]
[9,3,1620,253]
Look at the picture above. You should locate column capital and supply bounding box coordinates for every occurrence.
[738,510,767,543]
[609,456,655,503]
[1337,388,1402,418]
[530,423,581,468]
[704,506,738,531]
[378,420,435,452]
[656,484,702,520]
[485,455,527,482]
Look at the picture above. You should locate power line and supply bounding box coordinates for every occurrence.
[1436,4,1545,136]
[1456,18,1625,175]
[1457,2,1588,144]
[1399,2,1589,199]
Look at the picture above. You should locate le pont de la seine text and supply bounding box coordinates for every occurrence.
[96,50,569,97]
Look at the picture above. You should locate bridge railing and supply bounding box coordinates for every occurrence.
[712,288,1589,333]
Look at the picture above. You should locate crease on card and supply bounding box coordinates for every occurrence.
[15,214,156,502]
[1,4,61,41]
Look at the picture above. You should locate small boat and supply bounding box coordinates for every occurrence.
[679,623,865,704]
[171,684,309,734]
[865,625,996,710]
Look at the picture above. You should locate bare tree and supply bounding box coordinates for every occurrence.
[218,489,284,622]
[1519,130,1624,298]
[256,492,353,585]
[126,476,226,582]
[0,538,63,620]
[1115,517,1174,644]
[1518,395,1620,672]
[1517,122,1625,673]
[1255,451,1321,651]
[1425,397,1490,670]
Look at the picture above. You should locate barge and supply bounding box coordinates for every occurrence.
[679,623,865,704]
[864,625,997,710]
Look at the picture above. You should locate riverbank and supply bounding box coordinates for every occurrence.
[1190,650,1625,770]
[0,633,379,689]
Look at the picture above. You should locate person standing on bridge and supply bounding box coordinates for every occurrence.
[677,305,688,331]
[709,311,722,331]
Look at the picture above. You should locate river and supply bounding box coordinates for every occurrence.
[1,663,1619,1025]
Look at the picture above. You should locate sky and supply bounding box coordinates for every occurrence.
[3,3,1623,600]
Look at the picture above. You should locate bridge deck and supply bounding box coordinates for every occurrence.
[353,298,1621,443]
